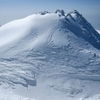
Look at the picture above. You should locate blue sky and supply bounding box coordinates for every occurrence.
[0,0,100,29]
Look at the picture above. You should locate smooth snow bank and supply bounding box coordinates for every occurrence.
[0,18,29,47]
[0,86,35,100]
[0,13,57,46]
[0,13,66,55]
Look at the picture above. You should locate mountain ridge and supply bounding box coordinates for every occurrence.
[1,9,100,50]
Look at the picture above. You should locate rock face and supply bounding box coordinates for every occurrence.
[55,9,100,49]
[65,10,100,49]
[0,9,100,100]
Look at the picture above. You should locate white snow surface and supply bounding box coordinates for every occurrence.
[0,10,100,100]
[97,30,100,34]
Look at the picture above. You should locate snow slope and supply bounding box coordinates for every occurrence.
[97,30,100,34]
[0,9,100,100]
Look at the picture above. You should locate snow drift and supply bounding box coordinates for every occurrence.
[0,9,100,100]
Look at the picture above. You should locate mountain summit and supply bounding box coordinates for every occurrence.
[0,9,100,100]
[55,9,100,49]
[1,9,100,51]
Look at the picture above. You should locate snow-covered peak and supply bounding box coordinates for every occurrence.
[65,10,100,49]
[70,10,81,16]
[66,10,81,20]
[0,9,100,53]
[55,9,65,16]
[39,11,49,15]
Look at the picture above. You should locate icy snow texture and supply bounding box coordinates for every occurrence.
[0,9,100,100]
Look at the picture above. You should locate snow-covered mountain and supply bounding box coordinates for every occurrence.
[0,9,100,100]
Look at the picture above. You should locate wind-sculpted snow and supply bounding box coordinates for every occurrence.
[0,9,100,100]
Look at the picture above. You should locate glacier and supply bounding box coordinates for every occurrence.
[0,9,100,100]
